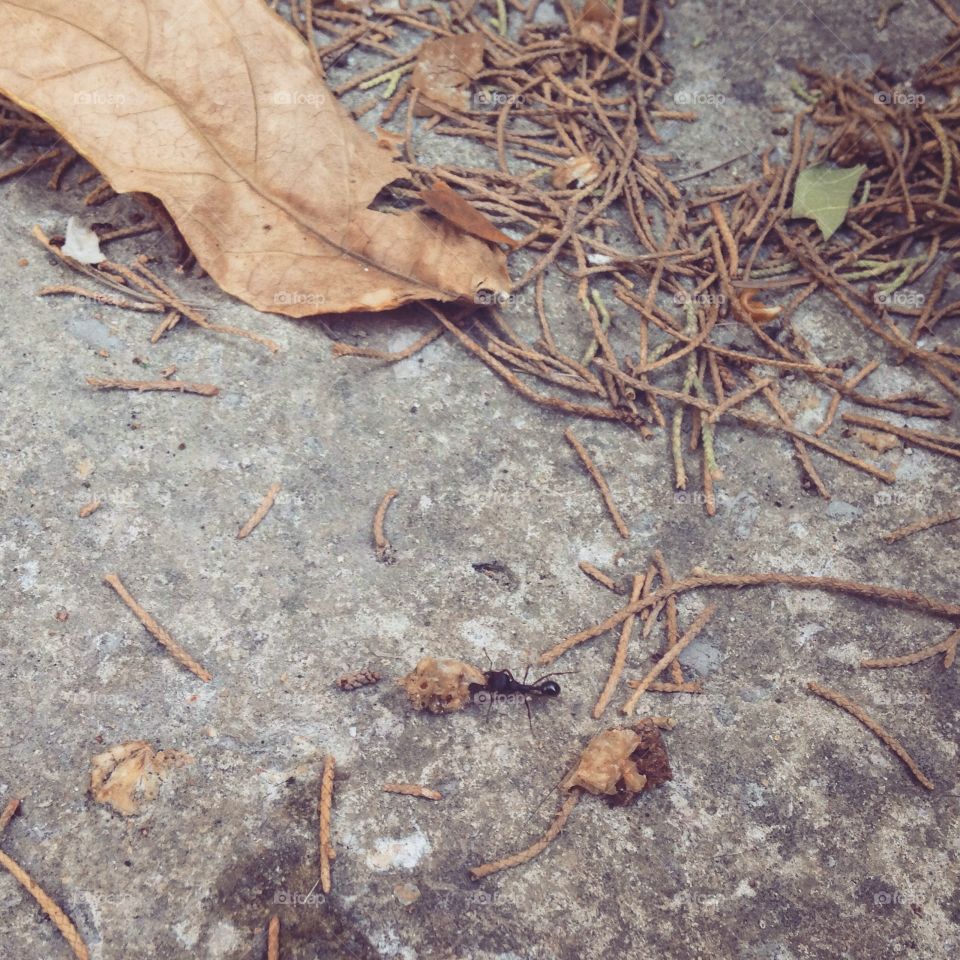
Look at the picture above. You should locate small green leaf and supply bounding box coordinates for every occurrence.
[790,163,866,240]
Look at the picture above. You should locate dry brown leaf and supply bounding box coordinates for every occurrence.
[575,0,617,45]
[561,720,671,805]
[89,741,192,816]
[552,155,602,189]
[401,656,486,714]
[419,181,518,248]
[411,34,485,115]
[853,428,900,453]
[0,1,509,316]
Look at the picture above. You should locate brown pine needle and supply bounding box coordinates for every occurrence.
[806,682,934,791]
[593,573,644,719]
[373,488,399,563]
[882,511,960,544]
[564,427,629,539]
[38,285,166,313]
[468,790,580,880]
[85,376,219,397]
[238,483,281,540]
[383,783,443,800]
[0,797,20,833]
[540,570,960,665]
[319,754,335,894]
[103,573,211,681]
[267,916,280,960]
[653,549,684,684]
[78,499,101,518]
[0,849,90,960]
[622,605,717,715]
[707,377,773,423]
[578,560,620,592]
[332,324,443,361]
[861,627,960,670]
[841,413,960,460]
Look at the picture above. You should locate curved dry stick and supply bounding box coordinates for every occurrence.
[0,849,90,960]
[806,682,934,791]
[622,605,717,715]
[861,627,960,670]
[238,483,281,539]
[593,573,643,719]
[373,488,399,563]
[319,755,336,895]
[882,511,960,544]
[468,790,580,880]
[103,573,212,681]
[539,572,960,665]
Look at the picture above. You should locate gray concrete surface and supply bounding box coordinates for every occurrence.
[1,2,958,959]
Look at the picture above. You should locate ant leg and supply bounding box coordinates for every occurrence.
[525,695,536,740]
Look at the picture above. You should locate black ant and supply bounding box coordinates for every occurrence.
[468,652,568,736]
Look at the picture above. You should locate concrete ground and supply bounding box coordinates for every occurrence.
[1,1,958,959]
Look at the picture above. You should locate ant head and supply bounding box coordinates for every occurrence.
[539,680,561,697]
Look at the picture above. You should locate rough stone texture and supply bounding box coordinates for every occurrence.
[1,2,958,959]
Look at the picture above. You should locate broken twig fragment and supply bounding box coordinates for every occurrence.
[267,916,280,960]
[336,670,381,691]
[578,560,620,592]
[78,499,101,518]
[373,488,399,563]
[383,783,443,801]
[103,573,212,681]
[319,755,336,895]
[85,376,219,396]
[237,482,281,540]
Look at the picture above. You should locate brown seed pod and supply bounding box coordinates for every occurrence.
[336,670,382,691]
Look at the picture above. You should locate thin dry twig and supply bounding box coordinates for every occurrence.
[564,427,630,538]
[806,682,934,790]
[103,573,212,681]
[468,790,580,880]
[237,483,282,540]
[383,783,443,800]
